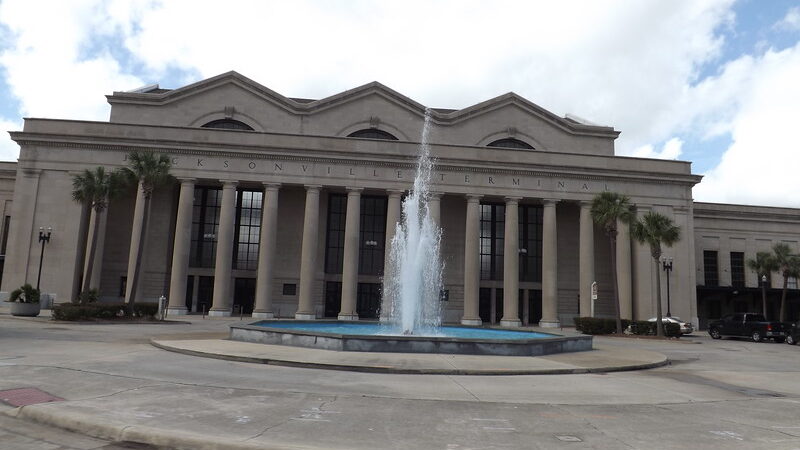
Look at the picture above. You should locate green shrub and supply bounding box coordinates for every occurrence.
[53,302,158,321]
[9,284,40,303]
[74,289,99,305]
[629,320,681,337]
[573,317,631,334]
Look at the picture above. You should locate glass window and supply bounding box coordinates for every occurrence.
[190,187,222,268]
[480,204,505,280]
[359,196,388,275]
[704,250,719,287]
[233,189,263,270]
[347,129,398,140]
[325,194,347,274]
[730,252,745,288]
[519,205,543,282]
[201,119,253,130]
[487,138,534,150]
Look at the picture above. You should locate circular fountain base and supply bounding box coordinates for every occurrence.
[230,321,592,357]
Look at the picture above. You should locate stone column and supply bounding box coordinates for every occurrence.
[540,199,559,327]
[501,197,522,327]
[296,185,321,319]
[125,183,146,304]
[461,194,482,325]
[83,207,108,291]
[428,192,442,227]
[167,178,196,315]
[253,183,280,319]
[384,190,403,264]
[209,180,238,317]
[579,201,595,317]
[339,187,363,320]
[617,218,633,321]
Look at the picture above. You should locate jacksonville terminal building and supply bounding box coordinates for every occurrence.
[1,72,799,329]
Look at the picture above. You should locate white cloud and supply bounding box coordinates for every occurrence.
[693,43,800,206]
[632,137,684,160]
[775,6,800,31]
[0,119,22,160]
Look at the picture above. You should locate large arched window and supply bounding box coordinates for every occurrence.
[201,119,254,131]
[487,138,534,150]
[347,129,398,140]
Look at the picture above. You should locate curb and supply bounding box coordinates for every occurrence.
[151,339,669,375]
[7,405,323,450]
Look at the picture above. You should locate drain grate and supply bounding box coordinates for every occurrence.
[0,387,64,407]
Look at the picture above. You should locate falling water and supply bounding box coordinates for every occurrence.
[381,109,443,335]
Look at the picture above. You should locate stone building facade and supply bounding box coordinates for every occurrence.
[2,72,798,328]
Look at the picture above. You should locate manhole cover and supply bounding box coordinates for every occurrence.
[555,435,582,442]
[0,388,64,407]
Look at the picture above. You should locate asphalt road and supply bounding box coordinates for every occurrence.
[1,315,799,449]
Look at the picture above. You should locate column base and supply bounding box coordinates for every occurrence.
[166,307,188,316]
[461,318,482,326]
[208,310,231,317]
[295,312,316,320]
[500,319,522,328]
[338,313,359,321]
[538,320,561,328]
[252,311,274,319]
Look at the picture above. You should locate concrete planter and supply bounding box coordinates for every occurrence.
[6,301,41,317]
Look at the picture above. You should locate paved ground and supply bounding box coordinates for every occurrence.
[1,311,800,449]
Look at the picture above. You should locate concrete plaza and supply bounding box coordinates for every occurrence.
[1,312,799,449]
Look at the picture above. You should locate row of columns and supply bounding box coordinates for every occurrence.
[152,182,631,326]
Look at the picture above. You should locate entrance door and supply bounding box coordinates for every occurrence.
[233,278,256,315]
[197,276,214,313]
[185,275,194,311]
[357,283,382,319]
[324,282,342,318]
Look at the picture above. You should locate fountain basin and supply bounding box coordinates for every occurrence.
[230,321,592,356]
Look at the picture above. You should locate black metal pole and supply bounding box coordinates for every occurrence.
[665,266,671,317]
[36,238,45,290]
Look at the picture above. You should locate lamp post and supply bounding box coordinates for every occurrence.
[661,256,673,317]
[761,274,768,318]
[36,226,52,291]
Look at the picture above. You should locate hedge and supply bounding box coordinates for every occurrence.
[629,320,681,337]
[573,317,631,334]
[53,302,159,321]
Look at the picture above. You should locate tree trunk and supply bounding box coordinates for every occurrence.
[81,206,101,297]
[609,234,622,334]
[654,256,664,337]
[127,194,151,315]
[780,273,788,323]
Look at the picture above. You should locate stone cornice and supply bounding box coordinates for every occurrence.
[105,71,619,139]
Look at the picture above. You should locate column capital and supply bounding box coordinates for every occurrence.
[304,184,322,192]
[346,186,364,193]
[429,191,444,199]
[219,179,238,188]
[504,196,522,203]
[263,182,281,191]
[387,189,404,197]
[466,194,483,202]
[579,200,593,207]
[177,177,197,184]
[543,198,559,206]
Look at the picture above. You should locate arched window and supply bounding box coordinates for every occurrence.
[201,119,254,131]
[347,129,398,140]
[487,138,534,150]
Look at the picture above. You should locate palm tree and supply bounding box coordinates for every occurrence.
[771,243,800,322]
[590,192,634,334]
[71,167,125,299]
[747,252,779,319]
[631,212,681,337]
[122,151,172,313]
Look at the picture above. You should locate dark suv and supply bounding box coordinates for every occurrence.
[708,313,786,342]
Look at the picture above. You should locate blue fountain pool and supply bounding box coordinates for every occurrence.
[229,321,593,356]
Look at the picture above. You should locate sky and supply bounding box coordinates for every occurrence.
[0,0,799,206]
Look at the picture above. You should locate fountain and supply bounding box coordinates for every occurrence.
[229,110,592,356]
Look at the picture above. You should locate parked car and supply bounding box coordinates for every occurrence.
[648,316,694,335]
[708,313,786,342]
[787,323,799,345]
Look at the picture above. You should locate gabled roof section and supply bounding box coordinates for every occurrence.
[107,71,619,138]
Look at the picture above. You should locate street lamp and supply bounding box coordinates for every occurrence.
[761,274,768,318]
[661,256,673,317]
[36,227,52,291]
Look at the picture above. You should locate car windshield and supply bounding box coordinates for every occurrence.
[747,314,767,322]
